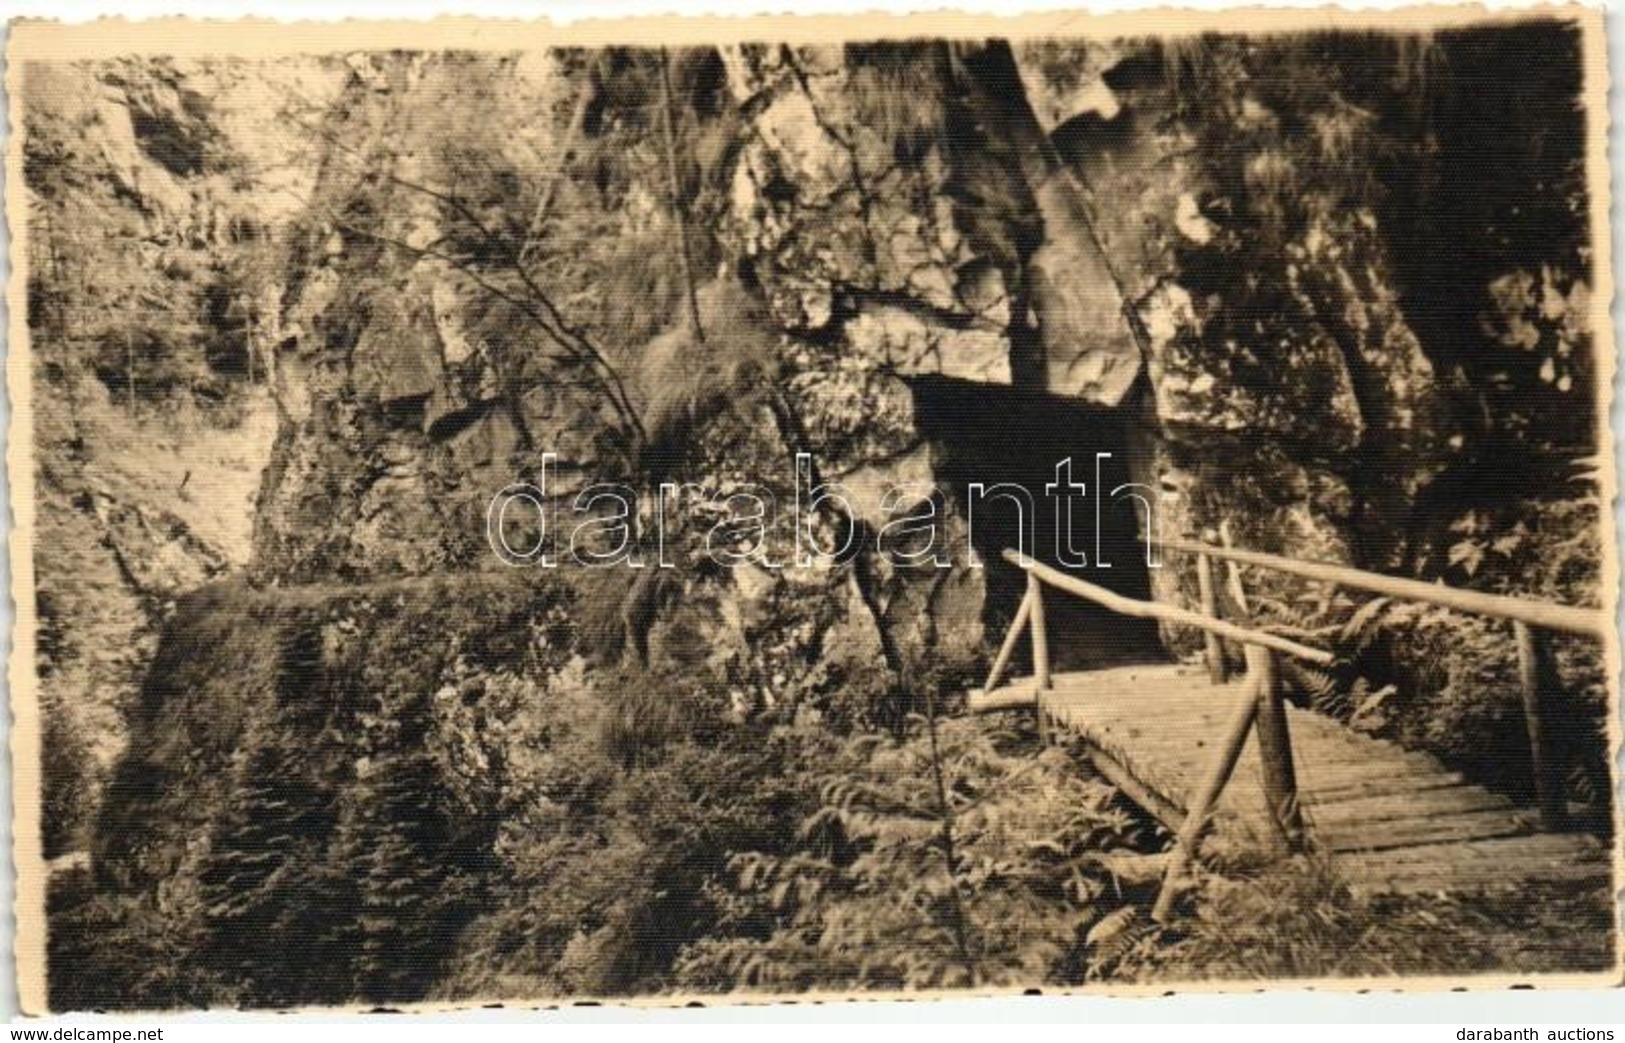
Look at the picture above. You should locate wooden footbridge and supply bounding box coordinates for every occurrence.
[968,538,1613,921]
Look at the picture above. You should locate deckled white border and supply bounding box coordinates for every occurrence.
[1,0,1620,1024]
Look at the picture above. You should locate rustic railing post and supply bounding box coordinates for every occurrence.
[1195,550,1227,684]
[1027,569,1051,691]
[1152,661,1262,923]
[1028,569,1052,742]
[981,589,1033,694]
[1249,644,1303,852]
[1514,621,1567,831]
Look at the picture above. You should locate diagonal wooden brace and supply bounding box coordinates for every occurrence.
[1151,662,1263,923]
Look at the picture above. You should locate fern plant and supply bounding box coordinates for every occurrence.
[673,718,1162,992]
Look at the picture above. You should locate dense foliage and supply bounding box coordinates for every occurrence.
[50,571,1172,1007]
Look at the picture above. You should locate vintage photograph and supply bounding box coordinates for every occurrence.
[10,7,1618,1012]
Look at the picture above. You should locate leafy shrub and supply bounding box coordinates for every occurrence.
[1135,857,1616,981]
[41,693,95,859]
[54,575,579,1009]
[441,666,793,999]
[635,278,779,482]
[49,867,228,1011]
[1366,492,1607,811]
[1239,488,1608,819]
[673,719,1162,992]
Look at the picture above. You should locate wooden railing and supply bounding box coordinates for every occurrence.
[969,539,1610,922]
[1158,536,1608,639]
[1157,535,1608,834]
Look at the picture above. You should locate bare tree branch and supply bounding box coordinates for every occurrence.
[658,47,707,346]
[271,99,651,456]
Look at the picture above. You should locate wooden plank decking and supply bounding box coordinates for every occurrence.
[1010,663,1611,896]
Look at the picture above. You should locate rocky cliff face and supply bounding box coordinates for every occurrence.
[23,55,343,856]
[248,49,1006,703]
[247,32,1598,671]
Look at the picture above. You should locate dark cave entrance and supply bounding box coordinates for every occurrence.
[909,377,1167,672]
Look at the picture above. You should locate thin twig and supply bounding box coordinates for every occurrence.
[922,683,978,984]
[658,47,707,346]
[518,58,599,268]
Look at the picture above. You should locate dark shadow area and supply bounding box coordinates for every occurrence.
[909,377,1167,672]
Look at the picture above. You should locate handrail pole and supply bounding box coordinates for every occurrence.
[982,589,1033,694]
[1028,570,1052,743]
[1029,571,1051,692]
[1003,529,1601,921]
[1152,661,1262,923]
[1156,536,1606,640]
[1250,645,1303,852]
[1001,551,1333,666]
[1515,622,1568,831]
[1195,550,1227,684]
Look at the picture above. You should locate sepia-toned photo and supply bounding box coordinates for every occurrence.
[8,7,1619,1014]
